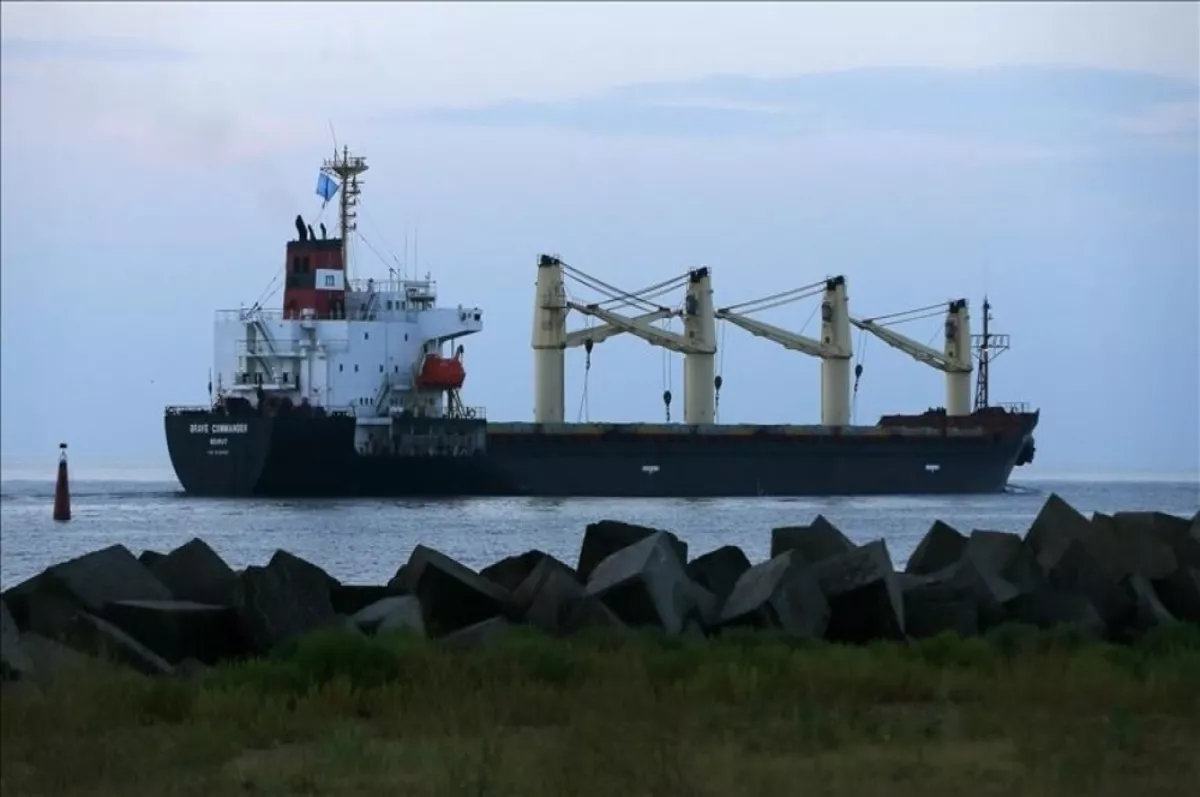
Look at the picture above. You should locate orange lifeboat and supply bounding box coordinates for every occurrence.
[415,354,466,391]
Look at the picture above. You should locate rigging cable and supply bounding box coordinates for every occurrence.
[355,230,397,275]
[715,319,728,423]
[594,273,690,311]
[560,260,682,314]
[577,319,594,423]
[862,301,946,325]
[250,271,282,312]
[797,300,821,336]
[719,279,826,314]
[851,327,869,424]
[359,203,406,276]
[661,316,674,422]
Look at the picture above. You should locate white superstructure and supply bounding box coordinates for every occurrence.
[208,146,484,454]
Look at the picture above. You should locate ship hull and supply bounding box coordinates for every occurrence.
[165,410,1038,498]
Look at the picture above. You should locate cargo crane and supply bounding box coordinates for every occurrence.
[850,299,974,416]
[531,254,717,424]
[715,276,854,426]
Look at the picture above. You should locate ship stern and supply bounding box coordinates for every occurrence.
[164,408,273,496]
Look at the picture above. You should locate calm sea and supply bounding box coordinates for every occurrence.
[1,474,1196,589]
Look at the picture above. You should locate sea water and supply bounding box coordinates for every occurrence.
[1,473,1196,588]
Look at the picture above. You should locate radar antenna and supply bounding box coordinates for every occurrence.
[321,145,368,282]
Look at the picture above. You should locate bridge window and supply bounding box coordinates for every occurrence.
[364,332,370,340]
[379,365,384,373]
[354,364,359,373]
[387,300,393,310]
[338,364,343,372]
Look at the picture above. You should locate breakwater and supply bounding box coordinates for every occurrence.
[2,493,1197,682]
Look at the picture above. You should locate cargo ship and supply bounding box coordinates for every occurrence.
[164,147,1038,497]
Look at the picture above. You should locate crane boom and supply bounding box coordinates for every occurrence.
[851,299,974,416]
[715,275,854,426]
[568,302,711,355]
[849,318,968,372]
[850,301,972,373]
[563,308,674,349]
[715,312,849,358]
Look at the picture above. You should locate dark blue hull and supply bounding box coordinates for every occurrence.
[165,408,1039,498]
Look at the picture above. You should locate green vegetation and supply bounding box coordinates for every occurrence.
[4,623,1200,796]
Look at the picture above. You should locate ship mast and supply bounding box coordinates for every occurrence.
[321,145,368,282]
[972,296,1009,411]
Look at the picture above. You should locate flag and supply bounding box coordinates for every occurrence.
[316,172,340,206]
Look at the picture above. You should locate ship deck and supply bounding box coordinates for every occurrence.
[484,419,1034,439]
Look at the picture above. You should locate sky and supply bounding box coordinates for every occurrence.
[1,1,1198,479]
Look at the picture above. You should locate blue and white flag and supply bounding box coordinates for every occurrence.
[315,172,340,206]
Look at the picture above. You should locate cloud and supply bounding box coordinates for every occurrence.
[1111,99,1200,152]
[389,65,1199,156]
[0,35,193,64]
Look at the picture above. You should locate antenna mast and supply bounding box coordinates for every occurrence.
[971,295,1010,411]
[321,145,368,282]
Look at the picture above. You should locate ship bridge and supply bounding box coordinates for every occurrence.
[208,145,484,428]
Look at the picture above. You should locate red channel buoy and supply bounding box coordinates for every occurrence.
[53,442,71,522]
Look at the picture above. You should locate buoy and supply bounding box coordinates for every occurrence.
[53,442,71,522]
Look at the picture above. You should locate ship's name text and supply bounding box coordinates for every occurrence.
[189,423,249,435]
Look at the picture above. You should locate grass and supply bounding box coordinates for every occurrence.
[3,622,1200,796]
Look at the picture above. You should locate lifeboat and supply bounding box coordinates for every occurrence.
[415,353,466,391]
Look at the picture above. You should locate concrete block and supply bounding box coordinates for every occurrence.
[350,595,424,636]
[577,521,688,583]
[482,550,572,594]
[510,554,578,615]
[1005,588,1108,639]
[937,554,1020,630]
[151,538,238,606]
[687,545,751,605]
[522,567,586,636]
[61,612,175,676]
[1122,574,1177,637]
[1152,566,1200,623]
[1114,511,1200,571]
[1,600,32,681]
[19,544,174,625]
[232,553,337,653]
[331,585,401,616]
[906,520,967,575]
[442,616,512,648]
[401,545,514,635]
[813,540,905,642]
[901,579,979,639]
[267,550,341,589]
[101,599,244,665]
[717,551,829,639]
[1039,537,1133,635]
[770,514,855,563]
[1095,512,1177,581]
[585,531,709,636]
